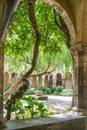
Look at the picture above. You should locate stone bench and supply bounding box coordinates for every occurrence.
[31,95,48,101]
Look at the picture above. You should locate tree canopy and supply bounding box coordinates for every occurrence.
[4,0,73,116]
[4,0,73,75]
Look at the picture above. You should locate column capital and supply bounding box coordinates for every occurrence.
[71,42,87,56]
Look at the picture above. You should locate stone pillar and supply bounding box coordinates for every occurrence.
[65,75,73,89]
[49,75,53,87]
[32,77,37,88]
[0,42,6,128]
[10,72,16,85]
[28,78,32,88]
[71,43,87,115]
[44,75,48,87]
[4,71,9,89]
[38,76,42,86]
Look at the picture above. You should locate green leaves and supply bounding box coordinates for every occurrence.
[10,95,50,119]
[5,0,73,75]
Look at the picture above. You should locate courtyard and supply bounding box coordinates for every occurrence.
[0,0,87,129]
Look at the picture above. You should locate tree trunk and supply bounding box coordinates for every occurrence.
[5,0,41,120]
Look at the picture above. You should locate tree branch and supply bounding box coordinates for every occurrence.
[5,0,41,119]
[54,10,71,48]
[4,0,41,98]
[30,62,51,77]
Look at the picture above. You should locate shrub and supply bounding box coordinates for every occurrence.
[36,85,53,95]
[59,89,73,96]
[45,88,52,94]
[36,85,46,92]
[25,89,35,95]
[53,91,58,95]
[54,86,64,95]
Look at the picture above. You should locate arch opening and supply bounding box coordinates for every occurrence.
[0,0,75,124]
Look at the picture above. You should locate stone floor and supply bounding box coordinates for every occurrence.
[36,95,72,114]
[2,95,87,130]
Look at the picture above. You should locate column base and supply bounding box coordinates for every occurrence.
[78,108,87,116]
[72,107,87,116]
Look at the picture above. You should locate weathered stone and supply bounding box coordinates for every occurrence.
[44,75,48,87]
[4,71,9,89]
[32,77,37,88]
[65,75,73,89]
[38,76,42,86]
[49,75,53,86]
[71,43,87,115]
[36,95,48,100]
[1,114,87,130]
[10,72,16,85]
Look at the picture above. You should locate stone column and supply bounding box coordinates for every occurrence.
[71,43,87,115]
[49,75,53,87]
[44,75,48,87]
[0,42,6,128]
[4,71,9,89]
[32,77,37,88]
[38,76,42,86]
[10,72,16,85]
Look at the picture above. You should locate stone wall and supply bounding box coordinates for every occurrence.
[4,71,73,89]
[64,76,73,89]
[2,114,87,130]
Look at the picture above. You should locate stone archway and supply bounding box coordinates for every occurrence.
[0,1,76,127]
[2,0,87,128]
[56,73,62,86]
[44,0,76,45]
[38,76,42,86]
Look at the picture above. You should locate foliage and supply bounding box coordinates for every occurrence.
[11,99,25,120]
[24,89,35,95]
[24,87,73,96]
[53,87,73,96]
[36,85,52,94]
[24,86,52,95]
[54,86,64,95]
[9,96,52,120]
[4,0,73,75]
[36,85,46,92]
[44,88,52,94]
[4,0,73,121]
[59,89,73,96]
